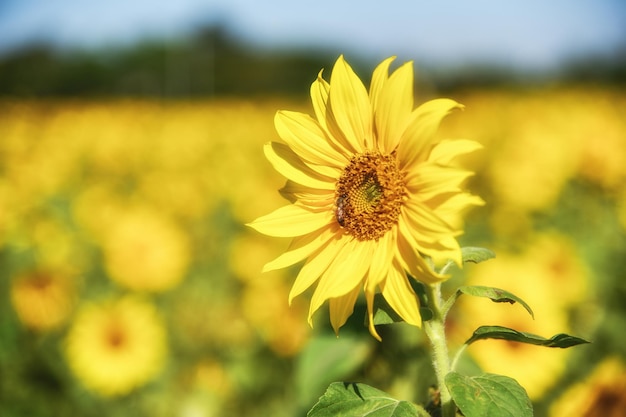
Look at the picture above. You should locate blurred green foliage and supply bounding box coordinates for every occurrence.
[1,25,625,98]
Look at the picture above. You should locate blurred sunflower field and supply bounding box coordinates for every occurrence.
[1,84,626,417]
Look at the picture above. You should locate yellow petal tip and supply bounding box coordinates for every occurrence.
[369,324,383,342]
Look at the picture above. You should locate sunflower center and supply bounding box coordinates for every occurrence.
[335,151,406,241]
[105,324,127,350]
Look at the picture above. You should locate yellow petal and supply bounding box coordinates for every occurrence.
[263,225,335,272]
[417,236,462,267]
[308,162,342,179]
[329,55,371,151]
[369,56,395,111]
[381,263,422,327]
[365,229,396,294]
[329,285,361,335]
[264,142,335,190]
[403,201,463,266]
[398,99,464,170]
[308,238,371,323]
[313,238,370,298]
[374,61,414,154]
[311,69,330,130]
[402,198,455,235]
[436,193,485,216]
[279,181,334,206]
[426,193,485,228]
[310,70,354,156]
[404,195,468,267]
[399,207,462,267]
[365,290,382,341]
[275,110,347,168]
[396,221,446,284]
[289,232,343,303]
[428,139,483,165]
[405,164,474,201]
[248,204,331,238]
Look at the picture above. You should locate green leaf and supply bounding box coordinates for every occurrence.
[464,325,591,348]
[457,286,534,318]
[461,247,496,264]
[445,372,533,417]
[439,246,495,275]
[371,294,404,325]
[296,335,373,407]
[308,382,430,417]
[409,278,428,305]
[419,307,434,322]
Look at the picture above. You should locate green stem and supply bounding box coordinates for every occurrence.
[422,283,456,417]
[440,291,458,323]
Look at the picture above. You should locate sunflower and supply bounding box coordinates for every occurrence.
[64,296,167,396]
[10,269,76,331]
[249,56,482,340]
[549,356,626,417]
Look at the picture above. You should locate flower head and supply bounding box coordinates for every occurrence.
[64,296,167,396]
[549,356,626,417]
[10,269,76,331]
[249,56,482,340]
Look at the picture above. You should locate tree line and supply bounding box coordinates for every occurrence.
[0,25,624,98]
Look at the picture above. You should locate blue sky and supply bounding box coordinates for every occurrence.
[1,0,624,69]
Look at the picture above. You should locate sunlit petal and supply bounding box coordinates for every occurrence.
[417,235,462,267]
[289,233,344,303]
[369,56,395,111]
[275,110,347,168]
[425,193,485,231]
[405,164,475,201]
[365,289,382,341]
[402,198,456,235]
[396,220,447,283]
[248,204,331,237]
[434,193,486,220]
[308,238,371,320]
[263,225,335,272]
[399,209,462,267]
[329,285,361,334]
[310,70,355,157]
[374,61,414,153]
[264,142,335,190]
[279,180,335,207]
[398,99,464,170]
[329,55,372,151]
[381,263,422,327]
[365,228,396,294]
[310,70,330,130]
[428,139,483,165]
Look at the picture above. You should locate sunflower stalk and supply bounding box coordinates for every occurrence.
[422,282,456,417]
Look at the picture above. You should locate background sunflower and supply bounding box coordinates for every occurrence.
[64,296,167,396]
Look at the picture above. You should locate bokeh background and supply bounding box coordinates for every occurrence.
[1,1,625,416]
